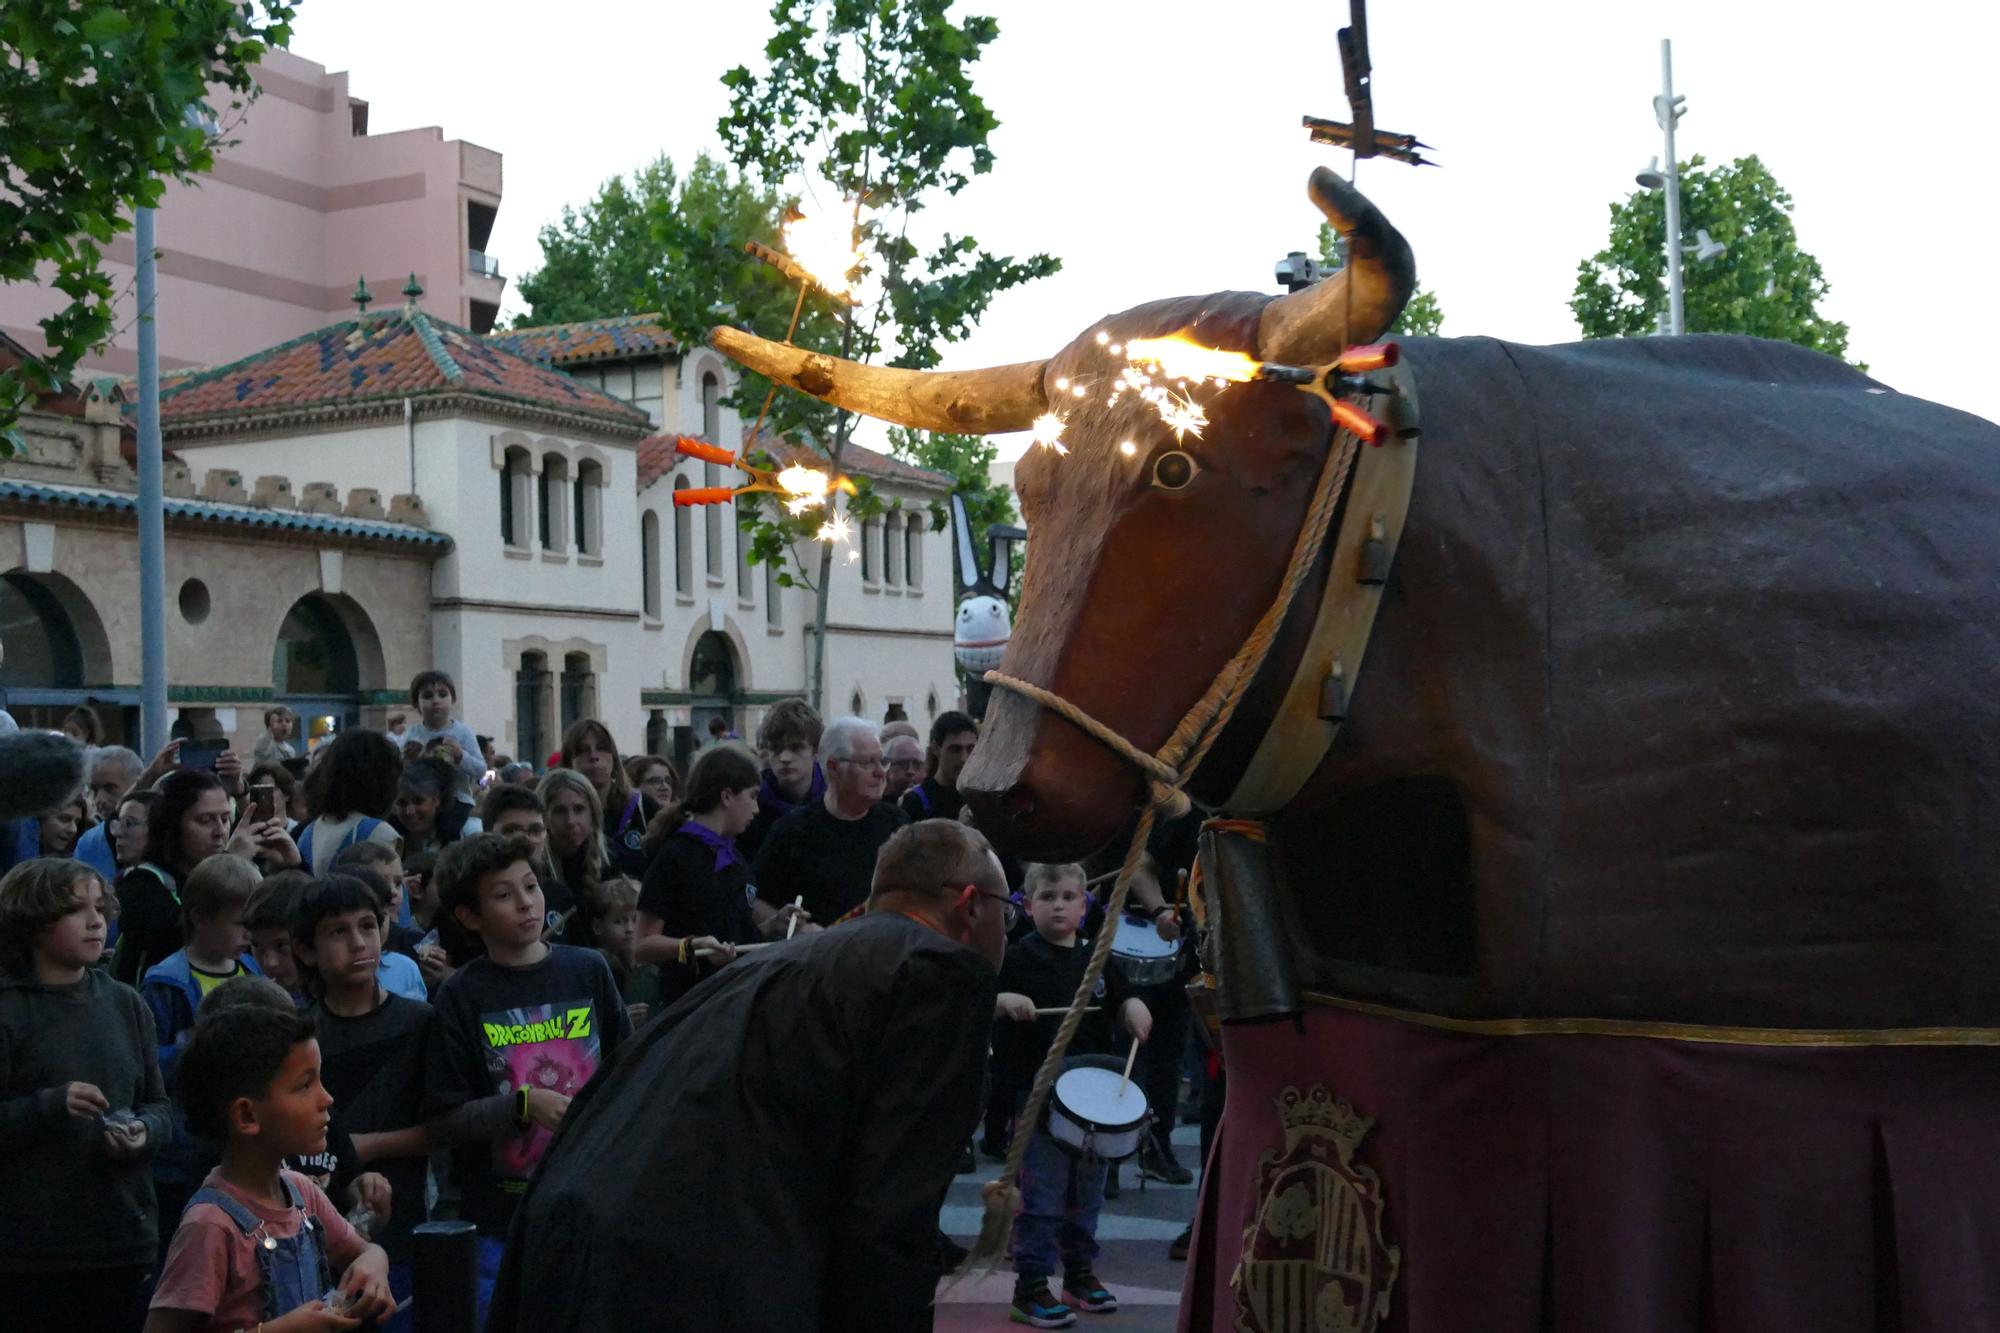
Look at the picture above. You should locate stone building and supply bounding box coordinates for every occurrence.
[0,333,447,746]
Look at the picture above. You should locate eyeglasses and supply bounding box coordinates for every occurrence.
[835,756,889,770]
[949,883,1013,909]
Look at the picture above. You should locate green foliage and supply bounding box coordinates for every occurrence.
[0,0,298,448]
[885,426,1014,536]
[717,0,1059,706]
[1315,222,1444,337]
[1571,154,1855,363]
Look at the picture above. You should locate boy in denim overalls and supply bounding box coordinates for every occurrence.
[147,999,394,1331]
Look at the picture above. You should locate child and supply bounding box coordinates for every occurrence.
[144,853,264,1250]
[403,670,486,791]
[329,844,428,1001]
[252,705,298,767]
[993,862,1153,1328]
[424,832,631,1327]
[145,1001,395,1332]
[245,870,311,1000]
[592,877,663,1026]
[0,859,169,1330]
[293,874,437,1323]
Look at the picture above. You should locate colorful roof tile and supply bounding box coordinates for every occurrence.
[153,308,650,433]
[486,314,678,368]
[0,479,453,551]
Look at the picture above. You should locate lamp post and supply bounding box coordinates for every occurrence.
[1652,39,1687,335]
[134,206,168,755]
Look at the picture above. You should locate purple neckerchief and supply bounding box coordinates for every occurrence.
[758,764,825,817]
[678,820,745,875]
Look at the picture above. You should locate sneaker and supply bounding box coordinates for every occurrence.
[1140,1135,1194,1185]
[1012,1279,1078,1328]
[1063,1270,1119,1314]
[1168,1225,1192,1262]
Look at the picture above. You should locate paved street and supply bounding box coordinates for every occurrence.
[936,1121,1200,1332]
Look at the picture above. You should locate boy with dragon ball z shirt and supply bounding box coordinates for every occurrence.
[422,834,630,1326]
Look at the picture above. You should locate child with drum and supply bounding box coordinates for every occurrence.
[993,862,1154,1328]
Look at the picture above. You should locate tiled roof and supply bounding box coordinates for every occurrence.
[486,314,677,367]
[0,479,454,550]
[634,430,954,494]
[153,307,651,433]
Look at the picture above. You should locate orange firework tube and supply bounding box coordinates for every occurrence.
[674,436,738,467]
[672,487,738,507]
[1333,343,1399,373]
[1329,399,1391,446]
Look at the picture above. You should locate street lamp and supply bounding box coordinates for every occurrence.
[1633,42,1725,335]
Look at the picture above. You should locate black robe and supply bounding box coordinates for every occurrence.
[487,912,996,1333]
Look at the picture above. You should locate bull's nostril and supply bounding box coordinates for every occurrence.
[1003,784,1037,822]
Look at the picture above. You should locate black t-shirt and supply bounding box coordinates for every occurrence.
[604,790,661,880]
[990,930,1132,1091]
[309,990,434,1261]
[422,945,632,1236]
[753,801,909,926]
[110,863,180,986]
[638,828,758,948]
[897,777,965,824]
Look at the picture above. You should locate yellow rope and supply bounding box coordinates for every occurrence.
[965,422,1364,1274]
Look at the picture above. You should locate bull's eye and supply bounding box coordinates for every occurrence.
[1152,451,1199,491]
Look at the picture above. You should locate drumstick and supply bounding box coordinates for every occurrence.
[695,941,773,958]
[1033,1005,1101,1015]
[784,894,805,940]
[1117,1039,1142,1098]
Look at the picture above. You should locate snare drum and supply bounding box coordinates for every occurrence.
[1045,1058,1152,1161]
[1111,915,1180,987]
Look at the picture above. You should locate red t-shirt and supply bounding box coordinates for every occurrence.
[150,1168,367,1327]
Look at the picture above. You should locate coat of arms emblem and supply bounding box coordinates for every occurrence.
[1231,1085,1400,1333]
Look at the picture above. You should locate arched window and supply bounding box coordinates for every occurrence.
[642,511,662,618]
[540,453,570,551]
[560,651,594,731]
[859,514,876,583]
[735,503,754,601]
[765,559,782,629]
[273,594,359,695]
[701,372,721,442]
[516,651,550,764]
[704,482,723,582]
[883,513,903,587]
[672,478,693,595]
[904,512,925,590]
[574,460,603,557]
[0,573,85,688]
[689,631,737,699]
[500,446,531,546]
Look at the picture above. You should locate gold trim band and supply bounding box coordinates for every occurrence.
[1302,990,2000,1048]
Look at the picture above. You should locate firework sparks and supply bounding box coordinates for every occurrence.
[1030,412,1069,455]
[784,209,864,300]
[818,509,855,548]
[1125,334,1261,383]
[776,463,833,502]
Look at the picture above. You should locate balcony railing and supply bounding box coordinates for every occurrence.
[467,249,501,279]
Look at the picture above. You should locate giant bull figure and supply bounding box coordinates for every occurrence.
[711,168,2000,1332]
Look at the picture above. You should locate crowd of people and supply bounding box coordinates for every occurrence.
[0,669,1212,1332]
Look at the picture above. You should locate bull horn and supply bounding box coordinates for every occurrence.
[706,325,1049,436]
[1258,167,1417,365]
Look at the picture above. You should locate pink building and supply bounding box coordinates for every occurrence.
[0,48,505,378]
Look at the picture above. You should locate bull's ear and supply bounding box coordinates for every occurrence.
[951,493,986,592]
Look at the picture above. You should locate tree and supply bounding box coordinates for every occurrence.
[718,0,1060,711]
[1317,222,1444,337]
[1570,154,1854,362]
[0,0,298,448]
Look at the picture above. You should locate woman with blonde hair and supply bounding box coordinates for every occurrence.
[558,719,657,877]
[537,767,608,946]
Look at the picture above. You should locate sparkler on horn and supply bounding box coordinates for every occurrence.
[740,205,869,456]
[668,436,860,551]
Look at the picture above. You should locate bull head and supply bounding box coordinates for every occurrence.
[710,168,1415,858]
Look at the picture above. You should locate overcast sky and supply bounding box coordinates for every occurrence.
[294,1,1997,459]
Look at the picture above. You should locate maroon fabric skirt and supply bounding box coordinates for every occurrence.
[1180,1003,2000,1332]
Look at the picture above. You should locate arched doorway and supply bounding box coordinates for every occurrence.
[273,593,369,751]
[0,570,124,738]
[675,630,742,774]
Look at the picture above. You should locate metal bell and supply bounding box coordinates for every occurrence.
[1358,514,1391,586]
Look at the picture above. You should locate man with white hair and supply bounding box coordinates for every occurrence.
[753,716,909,929]
[68,744,145,881]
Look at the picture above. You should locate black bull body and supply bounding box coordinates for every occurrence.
[706,168,2000,1324]
[1254,330,2000,1032]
